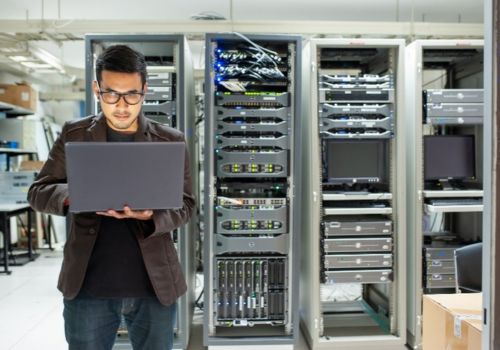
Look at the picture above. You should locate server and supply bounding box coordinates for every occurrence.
[405,40,484,350]
[85,34,197,350]
[301,39,406,350]
[203,33,301,347]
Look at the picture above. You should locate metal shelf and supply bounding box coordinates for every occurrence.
[0,101,35,117]
[424,204,484,213]
[422,189,483,198]
[0,148,37,155]
[324,207,393,215]
[323,192,392,201]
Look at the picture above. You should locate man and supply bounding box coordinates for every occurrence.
[28,45,195,350]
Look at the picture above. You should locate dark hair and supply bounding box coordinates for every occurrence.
[95,45,147,86]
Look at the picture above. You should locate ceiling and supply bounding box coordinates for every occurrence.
[0,0,484,22]
[0,0,485,87]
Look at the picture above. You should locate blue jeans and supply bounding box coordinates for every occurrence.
[63,292,177,350]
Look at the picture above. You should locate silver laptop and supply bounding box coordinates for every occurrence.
[65,142,185,213]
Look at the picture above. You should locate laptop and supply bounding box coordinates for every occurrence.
[65,142,185,213]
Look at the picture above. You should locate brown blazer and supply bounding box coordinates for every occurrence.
[27,113,195,306]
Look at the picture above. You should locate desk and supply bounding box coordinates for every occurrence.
[0,204,34,275]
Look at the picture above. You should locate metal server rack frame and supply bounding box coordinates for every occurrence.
[483,1,495,347]
[84,34,197,350]
[300,38,406,350]
[203,33,302,348]
[405,39,484,350]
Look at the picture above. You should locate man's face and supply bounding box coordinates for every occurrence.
[92,70,147,132]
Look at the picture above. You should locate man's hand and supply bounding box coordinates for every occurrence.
[96,206,153,221]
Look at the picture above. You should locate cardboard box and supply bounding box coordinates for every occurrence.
[0,171,38,204]
[0,83,37,111]
[19,160,45,171]
[423,293,482,350]
[15,212,45,249]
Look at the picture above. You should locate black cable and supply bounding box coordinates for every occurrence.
[195,289,204,310]
[195,114,204,126]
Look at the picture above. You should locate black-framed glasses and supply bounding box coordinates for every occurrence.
[97,85,144,105]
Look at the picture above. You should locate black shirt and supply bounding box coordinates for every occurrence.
[81,126,155,298]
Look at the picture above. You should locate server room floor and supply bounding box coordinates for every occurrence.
[0,250,312,350]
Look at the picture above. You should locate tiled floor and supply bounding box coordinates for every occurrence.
[0,251,309,350]
[0,251,66,350]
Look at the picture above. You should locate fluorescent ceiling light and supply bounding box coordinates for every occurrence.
[9,55,29,62]
[0,42,73,79]
[31,46,65,73]
[0,47,24,53]
[32,69,61,74]
[20,61,53,69]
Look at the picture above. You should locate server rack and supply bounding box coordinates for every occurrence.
[85,34,197,350]
[203,33,301,348]
[483,1,496,346]
[301,39,406,350]
[405,40,484,349]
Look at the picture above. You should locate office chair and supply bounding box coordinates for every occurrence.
[454,242,482,293]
